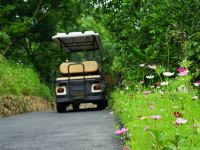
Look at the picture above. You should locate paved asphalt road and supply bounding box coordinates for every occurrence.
[0,108,122,150]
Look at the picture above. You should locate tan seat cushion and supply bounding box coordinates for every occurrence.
[60,61,98,74]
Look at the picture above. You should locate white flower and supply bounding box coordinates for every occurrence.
[146,75,154,79]
[160,108,167,112]
[140,116,149,120]
[120,91,124,94]
[150,115,162,120]
[163,72,174,76]
[139,64,145,67]
[160,81,168,86]
[192,95,199,100]
[173,106,179,109]
[194,81,200,87]
[159,90,164,94]
[175,118,187,124]
[125,86,129,90]
[148,65,156,69]
[109,111,114,115]
[143,91,151,95]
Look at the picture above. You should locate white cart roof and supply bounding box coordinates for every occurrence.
[52,31,101,52]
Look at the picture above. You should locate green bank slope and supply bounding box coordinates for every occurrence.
[0,55,53,117]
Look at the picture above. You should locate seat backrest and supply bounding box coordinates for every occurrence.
[60,61,98,74]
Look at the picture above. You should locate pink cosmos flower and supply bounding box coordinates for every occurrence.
[139,80,144,84]
[176,67,189,76]
[121,128,128,133]
[155,82,160,86]
[149,105,155,110]
[178,70,188,76]
[150,115,162,120]
[122,146,130,150]
[174,118,187,127]
[115,129,123,135]
[176,118,187,124]
[115,128,128,135]
[143,91,151,95]
[177,67,186,73]
[194,81,200,86]
[148,65,157,69]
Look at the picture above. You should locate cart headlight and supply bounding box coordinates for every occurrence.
[56,86,66,95]
[91,84,102,93]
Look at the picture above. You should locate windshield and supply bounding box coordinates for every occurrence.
[69,51,102,63]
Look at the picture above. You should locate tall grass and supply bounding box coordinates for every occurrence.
[0,55,51,100]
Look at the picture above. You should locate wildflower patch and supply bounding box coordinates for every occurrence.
[111,60,200,149]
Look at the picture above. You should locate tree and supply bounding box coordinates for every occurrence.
[87,0,200,81]
[0,0,86,83]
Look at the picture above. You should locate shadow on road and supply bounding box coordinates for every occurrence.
[54,104,108,113]
[56,103,108,113]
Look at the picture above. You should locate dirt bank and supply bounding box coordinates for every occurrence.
[0,95,54,118]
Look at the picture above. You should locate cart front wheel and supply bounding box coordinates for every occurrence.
[56,103,66,113]
[73,103,80,111]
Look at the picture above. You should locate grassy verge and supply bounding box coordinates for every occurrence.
[0,55,54,117]
[111,62,200,149]
[0,55,51,99]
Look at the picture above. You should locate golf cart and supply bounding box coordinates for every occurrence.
[52,31,107,112]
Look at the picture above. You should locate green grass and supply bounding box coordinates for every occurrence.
[0,55,51,100]
[111,75,200,149]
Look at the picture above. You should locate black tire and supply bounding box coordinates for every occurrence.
[56,103,66,113]
[97,100,108,110]
[72,103,80,111]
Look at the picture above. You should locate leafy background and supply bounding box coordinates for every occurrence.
[1,0,200,84]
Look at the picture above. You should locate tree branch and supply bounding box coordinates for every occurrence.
[3,38,18,56]
[32,0,43,19]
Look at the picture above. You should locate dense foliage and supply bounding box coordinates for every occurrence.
[1,1,200,83]
[88,0,200,82]
[0,0,85,82]
[78,16,116,75]
[84,2,200,148]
